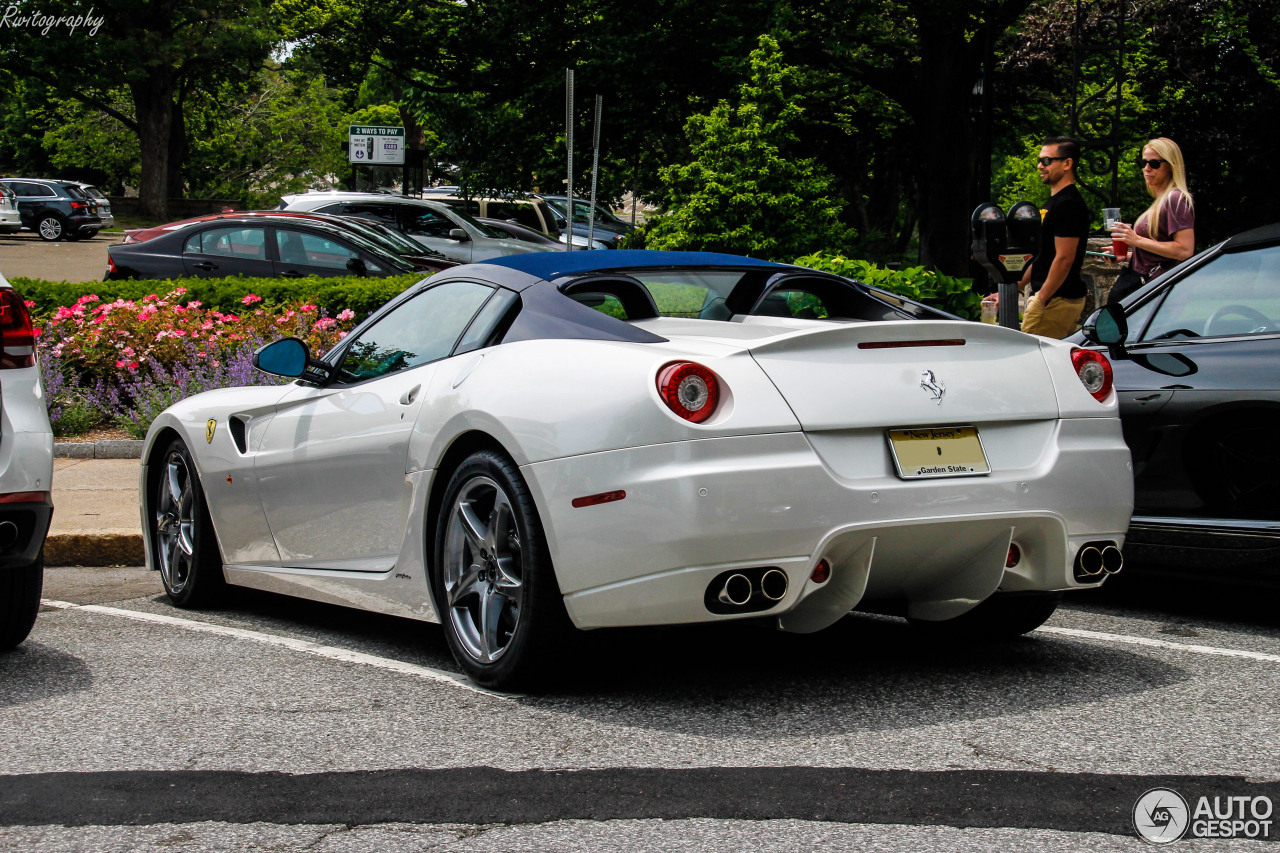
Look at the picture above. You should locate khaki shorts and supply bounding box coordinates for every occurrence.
[1021,293,1087,339]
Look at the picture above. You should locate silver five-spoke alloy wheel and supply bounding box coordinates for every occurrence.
[155,448,197,595]
[441,474,525,665]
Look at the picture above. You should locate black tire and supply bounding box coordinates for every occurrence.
[151,438,225,607]
[432,449,571,691]
[36,214,67,242]
[0,553,43,650]
[908,592,1062,641]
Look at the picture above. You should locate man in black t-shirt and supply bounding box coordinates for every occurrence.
[1018,136,1089,338]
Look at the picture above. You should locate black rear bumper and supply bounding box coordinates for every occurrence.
[0,495,53,570]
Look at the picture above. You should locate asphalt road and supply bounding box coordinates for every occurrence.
[0,231,118,283]
[3,565,1279,850]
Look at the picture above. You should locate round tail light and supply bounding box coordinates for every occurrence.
[656,361,720,423]
[1070,347,1113,402]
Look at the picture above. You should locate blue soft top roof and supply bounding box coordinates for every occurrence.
[477,249,790,280]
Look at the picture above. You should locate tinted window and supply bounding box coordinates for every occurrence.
[329,203,398,228]
[276,229,362,270]
[1139,244,1280,341]
[488,201,544,232]
[401,208,457,238]
[336,281,495,382]
[186,226,268,259]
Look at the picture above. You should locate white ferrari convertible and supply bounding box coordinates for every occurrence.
[141,250,1134,689]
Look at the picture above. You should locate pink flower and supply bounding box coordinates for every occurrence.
[313,317,337,331]
[188,300,202,308]
[336,309,355,321]
[242,294,262,305]
[115,359,127,368]
[54,306,74,320]
[23,300,34,309]
[142,294,159,302]
[300,304,317,312]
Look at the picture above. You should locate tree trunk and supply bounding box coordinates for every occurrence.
[131,71,178,221]
[167,100,188,201]
[913,14,978,277]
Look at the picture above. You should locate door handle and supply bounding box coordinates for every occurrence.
[399,385,421,405]
[193,262,216,271]
[281,270,304,277]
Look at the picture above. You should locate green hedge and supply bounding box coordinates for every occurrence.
[12,273,427,320]
[792,252,982,321]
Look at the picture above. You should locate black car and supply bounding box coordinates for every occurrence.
[0,178,103,241]
[106,216,423,281]
[1076,223,1280,576]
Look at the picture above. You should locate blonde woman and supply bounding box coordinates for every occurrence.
[1108,138,1195,304]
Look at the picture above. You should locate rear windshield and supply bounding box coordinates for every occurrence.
[563,268,938,323]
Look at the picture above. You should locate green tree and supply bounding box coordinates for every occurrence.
[1,0,280,218]
[645,35,849,259]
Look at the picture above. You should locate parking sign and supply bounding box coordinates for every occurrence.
[348,125,406,165]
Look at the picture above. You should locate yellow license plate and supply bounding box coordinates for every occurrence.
[886,426,990,479]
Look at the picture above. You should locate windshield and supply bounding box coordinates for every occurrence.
[321,227,415,272]
[438,205,506,240]
[79,185,107,200]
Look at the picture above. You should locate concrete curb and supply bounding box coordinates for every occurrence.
[45,533,145,567]
[54,440,144,459]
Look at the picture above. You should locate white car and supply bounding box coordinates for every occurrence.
[0,185,21,234]
[0,270,54,649]
[139,251,1134,690]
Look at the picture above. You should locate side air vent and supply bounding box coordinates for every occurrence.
[229,416,248,454]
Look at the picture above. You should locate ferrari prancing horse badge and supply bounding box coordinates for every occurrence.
[206,419,216,443]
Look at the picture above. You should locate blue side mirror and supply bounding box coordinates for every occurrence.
[253,338,309,377]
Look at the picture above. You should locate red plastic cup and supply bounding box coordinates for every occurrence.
[1112,237,1129,260]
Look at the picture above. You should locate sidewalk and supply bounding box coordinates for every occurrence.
[47,451,144,567]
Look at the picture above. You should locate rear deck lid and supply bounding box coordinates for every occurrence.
[745,320,1059,430]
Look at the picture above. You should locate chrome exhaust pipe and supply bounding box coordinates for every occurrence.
[0,520,18,550]
[1077,546,1104,576]
[1101,545,1124,575]
[717,573,753,606]
[759,568,789,602]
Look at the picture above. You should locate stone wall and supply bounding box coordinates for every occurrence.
[1081,236,1123,319]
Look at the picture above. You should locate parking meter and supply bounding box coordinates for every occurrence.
[971,203,1017,328]
[1004,201,1041,275]
[971,203,1007,283]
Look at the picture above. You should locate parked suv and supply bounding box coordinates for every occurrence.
[278,191,550,264]
[0,185,20,235]
[434,195,612,249]
[535,194,634,248]
[70,182,114,229]
[0,270,53,649]
[0,178,103,241]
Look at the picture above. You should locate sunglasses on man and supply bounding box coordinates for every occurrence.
[1138,158,1167,169]
[1036,156,1070,167]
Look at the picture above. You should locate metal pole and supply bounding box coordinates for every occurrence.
[998,281,1020,329]
[565,69,575,252]
[588,94,602,248]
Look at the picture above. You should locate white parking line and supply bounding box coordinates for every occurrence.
[42,600,515,700]
[1039,625,1280,664]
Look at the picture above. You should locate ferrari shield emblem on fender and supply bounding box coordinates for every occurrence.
[206,419,216,443]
